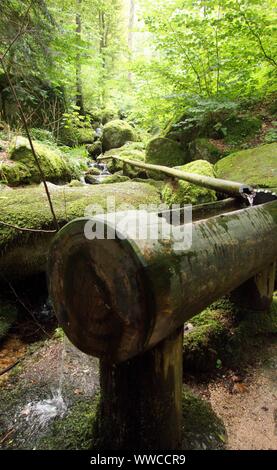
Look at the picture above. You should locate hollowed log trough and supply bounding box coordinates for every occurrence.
[48,194,277,450]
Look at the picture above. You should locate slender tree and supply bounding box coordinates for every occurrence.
[76,0,84,113]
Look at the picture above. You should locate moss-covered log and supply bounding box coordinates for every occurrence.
[0,182,162,280]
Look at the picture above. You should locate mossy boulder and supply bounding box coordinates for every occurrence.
[102,120,137,151]
[101,108,119,125]
[183,294,277,372]
[59,127,96,147]
[162,160,217,206]
[0,300,17,340]
[0,182,161,279]
[215,143,277,187]
[145,137,189,168]
[101,174,130,184]
[189,138,222,164]
[105,143,146,178]
[87,141,102,159]
[68,179,84,187]
[2,136,77,186]
[86,166,101,176]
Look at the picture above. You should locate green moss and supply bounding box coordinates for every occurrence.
[38,396,100,450]
[87,141,102,158]
[5,136,78,186]
[101,174,130,184]
[183,294,277,372]
[145,137,188,168]
[0,160,32,186]
[105,143,146,177]
[162,160,217,206]
[215,143,277,187]
[181,387,226,450]
[0,300,17,339]
[183,298,234,372]
[58,127,95,147]
[190,138,222,164]
[68,179,84,187]
[102,120,136,151]
[76,128,95,144]
[0,182,161,253]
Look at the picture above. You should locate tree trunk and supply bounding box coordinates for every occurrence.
[76,0,84,114]
[128,0,135,81]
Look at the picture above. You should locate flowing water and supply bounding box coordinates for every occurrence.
[244,191,256,207]
[86,161,111,183]
[19,336,67,435]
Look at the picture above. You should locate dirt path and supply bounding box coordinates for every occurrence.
[188,339,277,450]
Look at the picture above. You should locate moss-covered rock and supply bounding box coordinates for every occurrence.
[86,166,101,176]
[145,137,189,168]
[162,160,217,206]
[181,388,226,450]
[87,141,102,159]
[102,120,137,151]
[0,182,161,279]
[2,136,78,186]
[101,108,119,125]
[215,143,277,187]
[76,128,95,144]
[68,179,84,187]
[0,300,17,340]
[58,127,96,147]
[105,143,146,178]
[189,138,222,164]
[183,298,233,372]
[38,397,100,450]
[183,294,277,372]
[101,174,130,184]
[0,160,32,186]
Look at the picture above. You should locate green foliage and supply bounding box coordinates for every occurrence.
[265,121,277,143]
[131,0,277,128]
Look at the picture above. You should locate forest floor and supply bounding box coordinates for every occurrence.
[186,338,277,450]
[0,324,276,450]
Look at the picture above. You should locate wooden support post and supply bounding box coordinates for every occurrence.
[231,262,276,311]
[97,328,183,450]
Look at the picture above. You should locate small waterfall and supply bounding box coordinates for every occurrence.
[84,161,111,184]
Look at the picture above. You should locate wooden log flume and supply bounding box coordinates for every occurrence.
[48,196,277,449]
[48,199,277,363]
[98,154,253,198]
